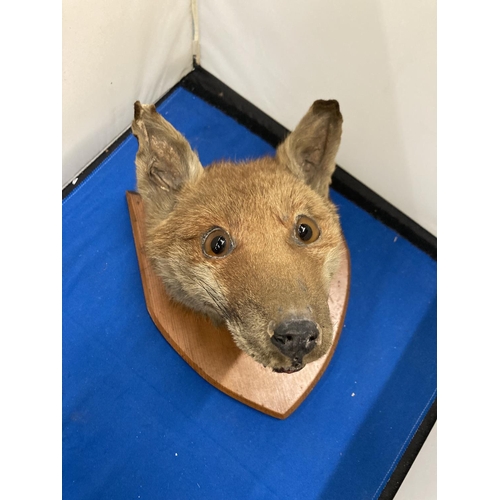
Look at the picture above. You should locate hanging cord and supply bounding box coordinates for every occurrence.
[191,0,200,65]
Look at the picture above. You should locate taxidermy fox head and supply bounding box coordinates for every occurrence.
[131,98,344,373]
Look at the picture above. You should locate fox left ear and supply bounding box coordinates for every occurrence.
[276,100,343,199]
[131,101,203,226]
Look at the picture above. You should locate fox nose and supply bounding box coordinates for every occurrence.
[271,319,319,364]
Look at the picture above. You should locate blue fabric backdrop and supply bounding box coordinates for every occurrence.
[63,88,436,499]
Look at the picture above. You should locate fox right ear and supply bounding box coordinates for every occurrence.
[276,100,343,199]
[131,102,203,218]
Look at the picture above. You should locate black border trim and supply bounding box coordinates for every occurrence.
[379,399,437,499]
[180,66,288,148]
[62,129,131,199]
[331,168,437,259]
[62,68,437,499]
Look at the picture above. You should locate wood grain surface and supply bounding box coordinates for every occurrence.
[127,191,350,419]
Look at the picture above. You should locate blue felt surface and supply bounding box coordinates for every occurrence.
[62,88,437,500]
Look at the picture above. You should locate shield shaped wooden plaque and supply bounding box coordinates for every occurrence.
[127,191,350,419]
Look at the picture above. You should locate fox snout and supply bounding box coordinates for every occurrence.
[271,319,320,372]
[132,98,344,373]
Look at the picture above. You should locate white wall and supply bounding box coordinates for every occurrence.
[395,424,437,500]
[199,0,436,236]
[62,0,194,188]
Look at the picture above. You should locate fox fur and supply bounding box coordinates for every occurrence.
[131,99,344,373]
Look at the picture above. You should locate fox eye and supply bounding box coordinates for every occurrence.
[295,216,320,244]
[202,228,233,258]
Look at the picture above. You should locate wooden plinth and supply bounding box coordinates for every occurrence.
[127,191,350,419]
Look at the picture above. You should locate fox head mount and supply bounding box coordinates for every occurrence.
[132,99,345,374]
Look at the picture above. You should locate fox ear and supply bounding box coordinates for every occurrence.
[131,102,203,220]
[276,100,343,198]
